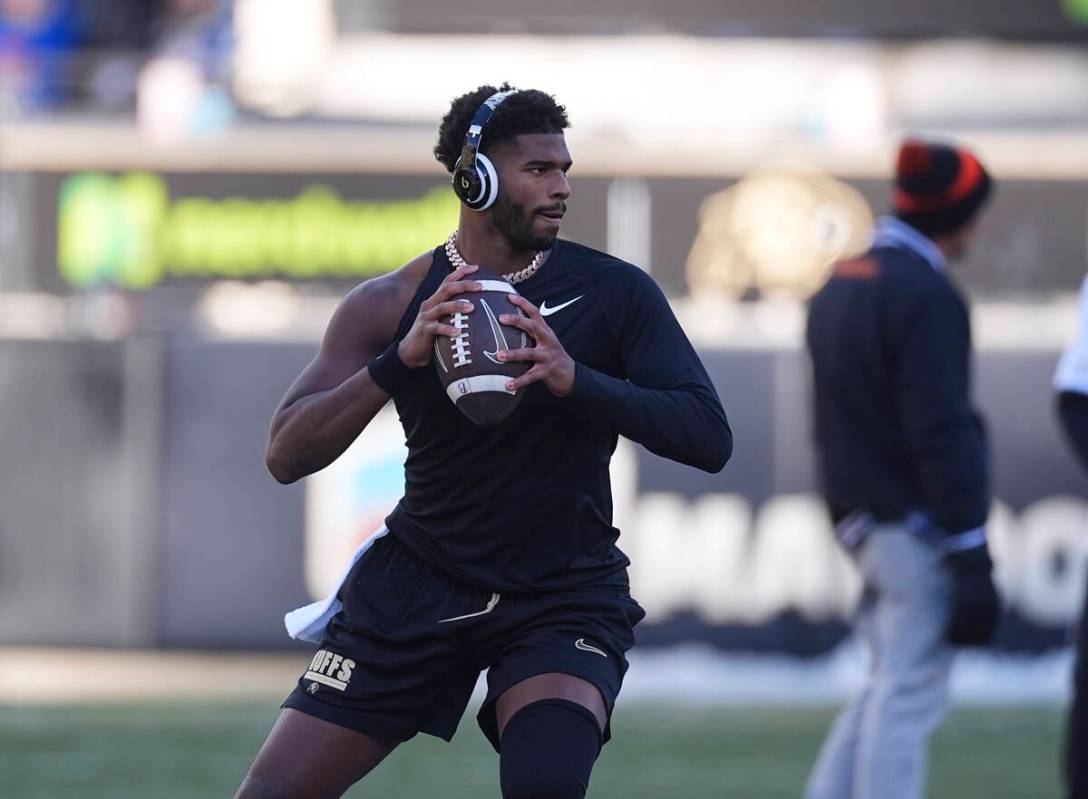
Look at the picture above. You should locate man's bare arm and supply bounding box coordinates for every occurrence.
[265,270,408,484]
[265,257,482,483]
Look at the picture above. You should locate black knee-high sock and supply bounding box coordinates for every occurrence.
[499,699,603,799]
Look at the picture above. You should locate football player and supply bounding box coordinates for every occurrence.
[234,84,732,799]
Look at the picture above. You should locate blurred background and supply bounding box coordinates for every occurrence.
[1,0,1087,796]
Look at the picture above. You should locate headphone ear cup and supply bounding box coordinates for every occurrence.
[452,153,499,211]
[452,161,482,206]
[471,153,500,211]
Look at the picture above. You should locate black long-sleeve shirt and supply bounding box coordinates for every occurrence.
[384,241,732,593]
[806,244,989,538]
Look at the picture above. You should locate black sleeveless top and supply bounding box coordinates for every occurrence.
[384,239,729,593]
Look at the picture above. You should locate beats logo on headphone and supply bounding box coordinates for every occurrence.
[451,89,518,212]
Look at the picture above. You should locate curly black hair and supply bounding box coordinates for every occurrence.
[434,83,570,173]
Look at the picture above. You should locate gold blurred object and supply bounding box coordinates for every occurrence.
[686,167,874,301]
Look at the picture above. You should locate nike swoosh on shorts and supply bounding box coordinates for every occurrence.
[574,638,608,658]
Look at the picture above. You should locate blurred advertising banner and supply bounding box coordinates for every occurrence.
[45,172,461,290]
[0,335,1084,652]
[15,169,1088,299]
[24,171,607,293]
[299,349,1087,656]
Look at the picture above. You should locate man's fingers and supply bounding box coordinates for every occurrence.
[441,263,478,284]
[428,321,460,338]
[497,347,542,364]
[420,282,480,314]
[506,366,545,392]
[439,264,479,293]
[421,279,482,311]
[437,279,483,301]
[507,294,541,320]
[421,298,473,321]
[498,311,548,340]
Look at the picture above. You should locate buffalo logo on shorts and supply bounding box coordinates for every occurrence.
[303,649,357,692]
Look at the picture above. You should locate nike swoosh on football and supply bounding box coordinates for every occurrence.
[540,296,583,317]
[480,299,511,365]
[574,638,608,658]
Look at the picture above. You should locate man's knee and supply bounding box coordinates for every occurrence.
[499,699,603,799]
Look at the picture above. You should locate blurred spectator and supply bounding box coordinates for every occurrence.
[804,140,1000,799]
[0,0,84,114]
[138,0,234,141]
[80,0,158,50]
[76,0,160,113]
[150,0,231,73]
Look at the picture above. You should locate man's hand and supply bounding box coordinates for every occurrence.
[945,546,1001,647]
[498,294,576,397]
[397,264,482,369]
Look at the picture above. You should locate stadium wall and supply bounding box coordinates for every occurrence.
[0,335,1082,652]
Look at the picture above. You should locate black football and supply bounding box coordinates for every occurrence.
[434,266,531,425]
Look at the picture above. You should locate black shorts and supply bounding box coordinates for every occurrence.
[283,533,645,751]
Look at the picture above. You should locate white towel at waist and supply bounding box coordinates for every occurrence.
[284,526,389,643]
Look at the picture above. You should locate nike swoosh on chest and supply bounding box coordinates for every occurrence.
[540,295,584,316]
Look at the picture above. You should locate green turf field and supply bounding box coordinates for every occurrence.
[0,701,1063,798]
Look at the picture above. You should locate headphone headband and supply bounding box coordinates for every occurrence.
[452,89,519,211]
[455,90,517,176]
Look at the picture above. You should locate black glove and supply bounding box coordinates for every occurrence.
[944,545,1001,647]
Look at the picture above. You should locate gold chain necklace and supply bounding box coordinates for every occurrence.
[444,231,545,285]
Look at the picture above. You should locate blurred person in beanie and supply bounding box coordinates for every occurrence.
[1053,281,1088,799]
[802,139,1001,799]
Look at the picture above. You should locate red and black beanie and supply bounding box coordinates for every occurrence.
[893,139,993,237]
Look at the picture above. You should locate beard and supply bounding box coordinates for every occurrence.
[491,194,559,252]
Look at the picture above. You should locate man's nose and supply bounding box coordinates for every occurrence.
[551,172,571,199]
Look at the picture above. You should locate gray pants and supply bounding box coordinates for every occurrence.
[804,526,954,799]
